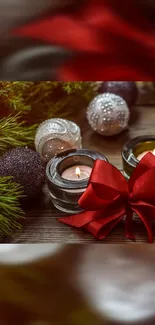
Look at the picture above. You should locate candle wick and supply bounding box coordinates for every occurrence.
[77,174,80,179]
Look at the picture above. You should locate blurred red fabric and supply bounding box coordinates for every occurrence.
[13,0,155,80]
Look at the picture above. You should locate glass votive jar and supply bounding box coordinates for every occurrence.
[35,118,82,162]
[122,135,155,179]
[46,148,108,214]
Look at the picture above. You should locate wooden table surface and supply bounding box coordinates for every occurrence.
[7,104,155,243]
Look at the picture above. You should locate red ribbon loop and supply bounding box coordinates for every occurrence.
[59,152,155,242]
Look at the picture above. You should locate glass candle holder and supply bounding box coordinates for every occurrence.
[46,148,108,214]
[122,135,155,179]
[35,118,82,162]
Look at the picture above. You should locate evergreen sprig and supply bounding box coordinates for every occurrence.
[0,177,24,239]
[0,81,32,115]
[0,81,97,124]
[0,113,37,155]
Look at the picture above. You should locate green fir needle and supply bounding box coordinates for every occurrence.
[0,113,37,155]
[0,176,24,239]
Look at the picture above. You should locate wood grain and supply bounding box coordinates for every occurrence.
[6,105,155,243]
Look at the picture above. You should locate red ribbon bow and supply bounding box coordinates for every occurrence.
[59,152,155,242]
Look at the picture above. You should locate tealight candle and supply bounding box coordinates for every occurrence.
[122,135,155,179]
[46,149,108,213]
[62,165,92,181]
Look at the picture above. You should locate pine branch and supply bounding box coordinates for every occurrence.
[23,82,97,124]
[0,81,97,124]
[0,113,37,155]
[62,81,84,93]
[0,81,32,114]
[0,177,25,239]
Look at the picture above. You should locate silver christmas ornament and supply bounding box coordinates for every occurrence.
[35,118,82,162]
[86,93,130,136]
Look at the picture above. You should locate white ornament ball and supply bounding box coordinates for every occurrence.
[86,93,130,136]
[35,118,82,162]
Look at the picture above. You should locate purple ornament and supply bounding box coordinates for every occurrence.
[99,82,138,107]
[0,147,45,200]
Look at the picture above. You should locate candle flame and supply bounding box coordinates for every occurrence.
[153,149,155,155]
[76,167,81,178]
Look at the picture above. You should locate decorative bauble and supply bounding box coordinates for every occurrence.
[99,82,138,107]
[86,93,130,136]
[0,147,45,199]
[35,118,82,162]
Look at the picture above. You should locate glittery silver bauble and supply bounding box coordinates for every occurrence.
[35,118,82,162]
[0,147,45,200]
[86,93,130,136]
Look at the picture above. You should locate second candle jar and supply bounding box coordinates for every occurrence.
[46,149,108,214]
[122,135,155,179]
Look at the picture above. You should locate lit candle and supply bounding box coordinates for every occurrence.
[46,148,108,214]
[137,149,155,161]
[61,165,92,181]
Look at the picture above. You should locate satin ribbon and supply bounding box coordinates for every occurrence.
[58,152,155,242]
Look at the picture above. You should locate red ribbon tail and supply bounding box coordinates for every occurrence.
[59,209,125,240]
[132,205,153,243]
[88,215,123,240]
[58,210,99,228]
[125,209,135,241]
